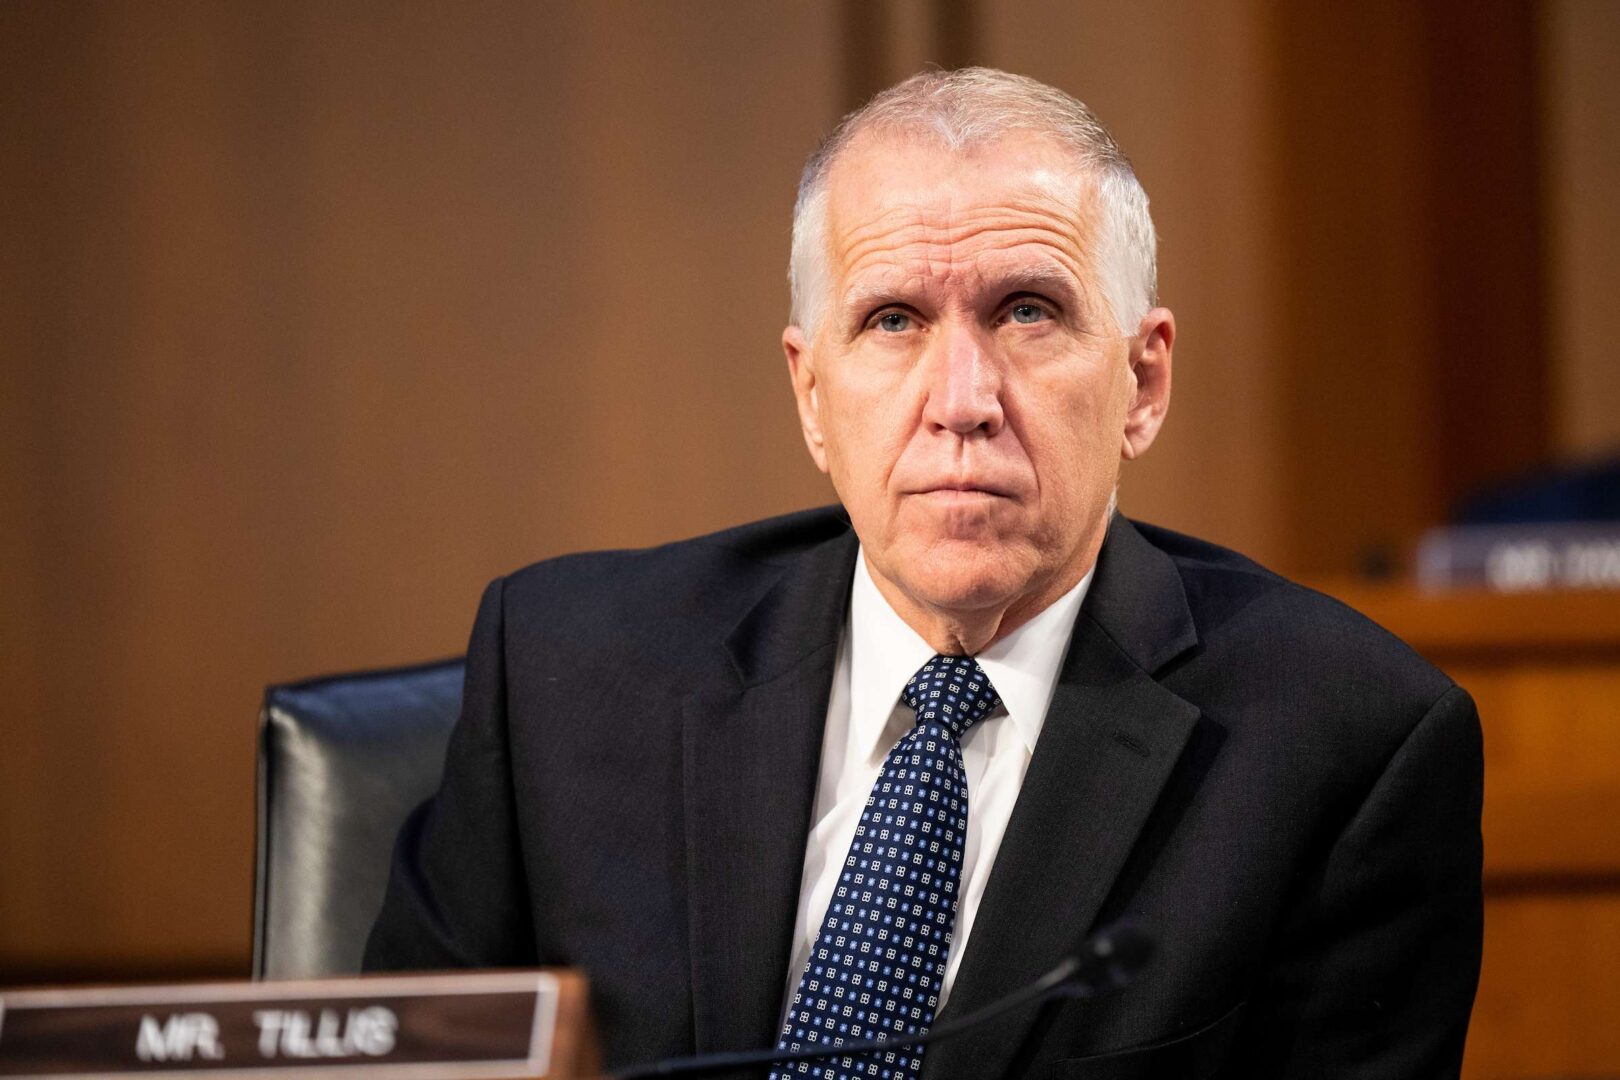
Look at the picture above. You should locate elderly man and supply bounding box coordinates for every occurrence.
[367,69,1483,1078]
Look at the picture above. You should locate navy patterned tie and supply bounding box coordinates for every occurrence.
[772,655,1002,1080]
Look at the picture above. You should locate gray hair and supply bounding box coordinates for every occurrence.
[789,67,1157,338]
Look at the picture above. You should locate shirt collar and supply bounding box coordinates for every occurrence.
[847,547,1094,761]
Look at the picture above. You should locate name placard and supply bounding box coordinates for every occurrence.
[0,970,596,1078]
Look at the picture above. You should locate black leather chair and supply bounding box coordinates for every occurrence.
[253,659,464,979]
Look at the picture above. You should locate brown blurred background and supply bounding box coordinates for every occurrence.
[3,1,1618,1076]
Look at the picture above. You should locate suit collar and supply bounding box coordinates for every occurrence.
[685,518,857,1054]
[721,524,858,687]
[1081,512,1200,675]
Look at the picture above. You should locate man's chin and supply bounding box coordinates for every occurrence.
[890,540,1034,616]
[906,490,1018,536]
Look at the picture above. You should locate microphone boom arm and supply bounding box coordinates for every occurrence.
[611,922,1154,1080]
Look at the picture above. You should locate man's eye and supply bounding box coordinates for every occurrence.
[1009,303,1049,325]
[876,311,912,333]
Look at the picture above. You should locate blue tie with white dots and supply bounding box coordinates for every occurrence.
[772,655,1002,1080]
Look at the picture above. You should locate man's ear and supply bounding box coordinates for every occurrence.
[784,325,830,473]
[1121,306,1174,461]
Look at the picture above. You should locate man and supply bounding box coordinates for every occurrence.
[366,69,1483,1078]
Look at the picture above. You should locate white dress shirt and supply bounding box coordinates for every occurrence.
[780,548,1094,1017]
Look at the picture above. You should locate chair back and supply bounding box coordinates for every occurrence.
[253,659,464,979]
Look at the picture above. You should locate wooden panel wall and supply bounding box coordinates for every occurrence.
[1542,0,1620,460]
[0,0,842,980]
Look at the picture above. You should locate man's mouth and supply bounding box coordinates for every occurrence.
[910,483,1013,500]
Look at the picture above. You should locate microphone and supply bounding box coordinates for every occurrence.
[610,921,1155,1080]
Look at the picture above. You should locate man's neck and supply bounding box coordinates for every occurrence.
[862,546,1101,656]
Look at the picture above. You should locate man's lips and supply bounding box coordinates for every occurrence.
[906,483,1016,499]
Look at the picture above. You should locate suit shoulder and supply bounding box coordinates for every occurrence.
[502,504,847,588]
[1133,520,1455,709]
[493,505,851,638]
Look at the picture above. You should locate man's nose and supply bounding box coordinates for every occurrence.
[921,322,1005,437]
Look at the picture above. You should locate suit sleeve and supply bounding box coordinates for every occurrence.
[363,576,539,970]
[1219,684,1485,1079]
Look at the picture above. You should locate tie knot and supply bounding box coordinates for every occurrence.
[900,655,1001,740]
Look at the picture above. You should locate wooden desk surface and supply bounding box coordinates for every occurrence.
[1304,579,1620,655]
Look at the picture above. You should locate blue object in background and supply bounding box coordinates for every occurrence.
[1454,457,1620,525]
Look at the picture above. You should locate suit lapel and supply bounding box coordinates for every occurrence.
[683,526,859,1055]
[925,518,1202,1080]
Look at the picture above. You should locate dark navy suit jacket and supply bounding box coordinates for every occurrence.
[365,507,1483,1078]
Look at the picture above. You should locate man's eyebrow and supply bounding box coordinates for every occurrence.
[838,265,1085,313]
[839,282,909,316]
[992,264,1084,302]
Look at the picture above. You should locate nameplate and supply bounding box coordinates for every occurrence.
[0,970,596,1078]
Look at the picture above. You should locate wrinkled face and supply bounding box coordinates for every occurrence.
[785,132,1170,632]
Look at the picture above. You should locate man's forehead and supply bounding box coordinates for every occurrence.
[825,129,1090,219]
[841,247,1081,296]
[822,131,1098,298]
